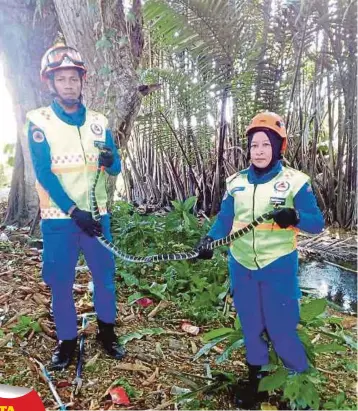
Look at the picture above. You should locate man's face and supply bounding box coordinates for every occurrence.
[52,68,82,101]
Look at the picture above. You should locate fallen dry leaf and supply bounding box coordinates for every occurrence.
[143,367,159,386]
[33,293,49,306]
[261,402,278,410]
[0,332,13,348]
[190,340,198,354]
[115,362,152,372]
[148,300,170,318]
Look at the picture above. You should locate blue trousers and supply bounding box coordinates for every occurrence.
[41,215,116,340]
[229,257,308,372]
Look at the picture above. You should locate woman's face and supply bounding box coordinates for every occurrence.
[250,131,272,168]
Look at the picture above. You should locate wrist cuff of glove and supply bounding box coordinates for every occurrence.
[68,205,77,216]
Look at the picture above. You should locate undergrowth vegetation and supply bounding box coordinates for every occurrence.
[109,199,357,409]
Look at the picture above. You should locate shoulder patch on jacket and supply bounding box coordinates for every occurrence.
[32,130,45,143]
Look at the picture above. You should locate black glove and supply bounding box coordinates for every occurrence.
[195,235,214,260]
[71,207,102,237]
[272,208,299,229]
[98,146,114,168]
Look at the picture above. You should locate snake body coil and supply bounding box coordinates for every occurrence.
[91,168,273,263]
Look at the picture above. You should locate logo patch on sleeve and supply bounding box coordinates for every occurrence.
[32,130,45,143]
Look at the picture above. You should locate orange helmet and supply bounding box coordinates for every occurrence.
[246,112,287,153]
[40,44,87,81]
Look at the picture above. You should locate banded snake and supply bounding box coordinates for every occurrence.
[91,166,274,263]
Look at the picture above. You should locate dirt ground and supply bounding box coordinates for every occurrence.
[0,200,357,410]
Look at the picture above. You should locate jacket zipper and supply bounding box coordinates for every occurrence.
[252,184,260,268]
[77,127,90,209]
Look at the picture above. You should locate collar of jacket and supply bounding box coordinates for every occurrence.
[51,99,86,127]
[247,161,283,185]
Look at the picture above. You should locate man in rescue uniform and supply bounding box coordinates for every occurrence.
[27,44,125,369]
[196,112,324,408]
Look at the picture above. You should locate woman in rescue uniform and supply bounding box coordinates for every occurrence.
[196,112,325,408]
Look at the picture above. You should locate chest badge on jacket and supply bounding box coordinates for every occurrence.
[274,181,290,192]
[90,123,103,135]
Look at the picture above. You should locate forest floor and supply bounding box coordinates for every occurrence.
[0,199,357,410]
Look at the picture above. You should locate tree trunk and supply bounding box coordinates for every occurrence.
[54,0,144,210]
[54,0,143,137]
[1,0,144,226]
[210,84,230,215]
[0,0,60,226]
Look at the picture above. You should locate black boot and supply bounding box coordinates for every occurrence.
[51,338,77,370]
[96,319,126,360]
[248,365,269,403]
[235,365,269,409]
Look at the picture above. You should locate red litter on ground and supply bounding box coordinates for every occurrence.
[136,297,154,307]
[181,321,200,335]
[109,386,130,405]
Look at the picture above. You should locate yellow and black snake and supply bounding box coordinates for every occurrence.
[91,167,273,263]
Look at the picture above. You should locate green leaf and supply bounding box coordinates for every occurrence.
[3,143,15,154]
[121,271,140,287]
[322,401,338,410]
[96,36,112,49]
[98,65,111,77]
[336,391,346,404]
[340,333,358,350]
[192,336,228,361]
[31,322,42,333]
[300,298,327,322]
[300,379,319,410]
[344,362,357,372]
[183,196,197,211]
[7,157,14,167]
[118,328,165,345]
[183,212,191,229]
[314,342,347,353]
[141,283,167,300]
[260,364,278,372]
[126,11,136,24]
[297,329,311,346]
[171,200,182,211]
[20,316,32,326]
[215,338,244,364]
[283,378,300,400]
[0,330,5,338]
[203,327,234,342]
[128,292,147,304]
[118,36,129,47]
[326,316,343,325]
[234,316,242,330]
[258,368,289,392]
[323,391,347,409]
